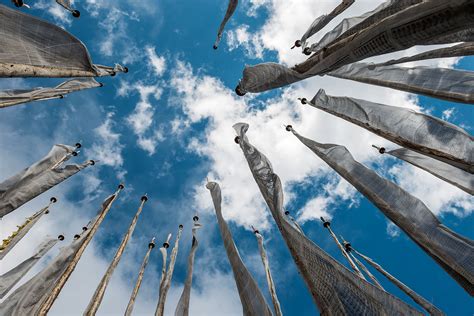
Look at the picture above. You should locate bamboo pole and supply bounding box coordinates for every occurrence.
[124,237,155,316]
[36,184,124,316]
[84,194,148,316]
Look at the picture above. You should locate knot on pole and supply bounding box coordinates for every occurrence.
[234,136,240,144]
[320,216,331,228]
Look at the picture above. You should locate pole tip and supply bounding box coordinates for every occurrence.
[294,40,302,48]
[141,195,148,202]
[58,234,65,241]
[72,151,78,157]
[75,143,82,149]
[149,239,156,248]
[235,85,246,96]
[303,47,312,55]
[82,226,88,231]
[50,197,58,203]
[118,183,125,190]
[74,234,81,240]
[99,82,104,87]
[88,160,96,165]
[72,10,80,18]
[193,215,199,222]
[163,242,170,249]
[320,217,330,228]
[285,124,293,132]
[179,224,184,229]
[299,97,308,105]
[284,210,290,215]
[234,136,240,144]
[213,45,218,50]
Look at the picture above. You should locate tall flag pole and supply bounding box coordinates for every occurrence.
[175,215,202,316]
[299,92,473,173]
[372,145,473,195]
[0,235,62,299]
[286,125,474,295]
[213,0,238,49]
[347,242,445,316]
[252,227,283,316]
[0,4,127,78]
[155,225,183,316]
[0,185,123,315]
[0,197,57,260]
[234,122,423,314]
[36,184,124,315]
[124,237,156,316]
[339,237,384,291]
[207,181,280,316]
[319,217,365,280]
[84,195,148,316]
[0,143,94,218]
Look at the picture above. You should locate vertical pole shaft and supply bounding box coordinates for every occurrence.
[37,184,124,316]
[124,237,155,316]
[84,195,148,316]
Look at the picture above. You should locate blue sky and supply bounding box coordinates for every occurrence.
[0,0,473,315]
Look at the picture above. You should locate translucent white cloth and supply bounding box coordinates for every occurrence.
[213,0,238,49]
[234,122,422,315]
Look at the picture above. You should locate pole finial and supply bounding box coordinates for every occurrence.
[285,124,293,132]
[320,216,330,228]
[234,136,240,144]
[251,225,259,234]
[50,197,58,203]
[118,183,125,190]
[141,194,148,202]
[193,213,199,222]
[149,237,156,249]
[298,97,308,105]
[58,235,65,241]
[235,85,246,96]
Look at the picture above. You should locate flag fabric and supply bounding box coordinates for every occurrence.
[84,196,148,315]
[174,220,202,316]
[254,230,283,316]
[155,225,183,316]
[0,4,126,77]
[206,181,273,316]
[328,63,474,105]
[234,122,422,315]
[303,89,474,173]
[376,147,474,195]
[294,0,474,75]
[0,198,55,260]
[213,0,238,49]
[0,78,102,109]
[297,0,354,50]
[287,125,474,295]
[125,238,156,316]
[0,144,93,218]
[0,237,59,299]
[351,246,445,316]
[368,43,474,68]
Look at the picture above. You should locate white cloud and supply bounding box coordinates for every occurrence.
[441,108,456,121]
[146,46,167,77]
[226,25,265,59]
[89,112,125,172]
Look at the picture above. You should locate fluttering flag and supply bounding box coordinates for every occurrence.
[345,242,445,316]
[84,195,148,316]
[175,216,202,316]
[0,144,94,218]
[0,78,102,109]
[234,122,421,315]
[0,236,60,299]
[286,125,474,295]
[0,185,123,316]
[0,197,56,260]
[294,0,474,75]
[155,225,183,316]
[373,146,474,195]
[306,0,422,54]
[125,237,156,316]
[300,90,474,174]
[328,63,474,105]
[319,217,365,280]
[368,43,474,68]
[0,4,127,77]
[294,0,354,51]
[252,228,283,316]
[206,181,273,316]
[213,0,238,49]
[56,0,81,18]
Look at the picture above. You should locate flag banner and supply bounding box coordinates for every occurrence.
[175,220,202,316]
[297,0,354,49]
[329,63,474,105]
[0,144,93,218]
[206,181,273,316]
[0,5,126,77]
[303,89,474,173]
[213,0,238,49]
[295,0,474,75]
[381,147,474,195]
[0,198,55,260]
[0,78,102,109]
[0,237,58,299]
[233,122,428,315]
[287,125,474,295]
